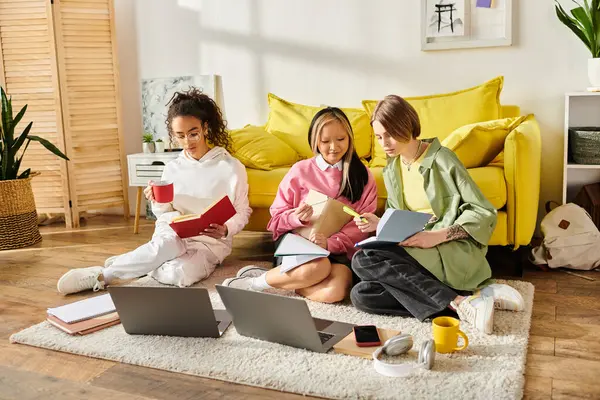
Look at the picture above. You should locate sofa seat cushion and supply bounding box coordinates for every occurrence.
[247,168,290,209]
[370,165,506,211]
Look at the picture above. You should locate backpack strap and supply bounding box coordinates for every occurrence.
[545,200,561,214]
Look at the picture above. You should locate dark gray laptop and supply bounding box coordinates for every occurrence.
[108,286,231,338]
[215,285,354,353]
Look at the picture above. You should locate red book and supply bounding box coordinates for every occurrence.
[169,195,237,239]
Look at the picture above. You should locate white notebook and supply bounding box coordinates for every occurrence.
[275,234,330,273]
[280,254,325,274]
[47,293,116,324]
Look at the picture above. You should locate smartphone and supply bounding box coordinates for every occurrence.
[353,325,381,347]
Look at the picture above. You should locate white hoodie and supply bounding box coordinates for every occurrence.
[151,146,252,261]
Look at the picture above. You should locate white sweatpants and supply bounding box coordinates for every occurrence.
[102,222,221,287]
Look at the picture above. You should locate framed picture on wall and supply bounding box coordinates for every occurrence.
[141,75,224,143]
[421,0,513,51]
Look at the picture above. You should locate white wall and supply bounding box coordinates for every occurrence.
[116,0,592,226]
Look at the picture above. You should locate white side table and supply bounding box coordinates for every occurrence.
[127,152,180,233]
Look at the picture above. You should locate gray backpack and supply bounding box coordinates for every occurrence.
[530,202,600,271]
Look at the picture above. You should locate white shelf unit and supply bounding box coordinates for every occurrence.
[563,92,600,204]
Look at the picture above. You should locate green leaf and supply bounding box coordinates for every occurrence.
[11,121,32,156]
[556,3,594,53]
[17,167,30,179]
[0,88,9,180]
[27,135,69,161]
[572,7,594,41]
[11,156,23,180]
[1,87,13,145]
[12,104,27,130]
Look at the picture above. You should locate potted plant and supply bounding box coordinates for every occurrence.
[142,133,155,153]
[0,87,69,250]
[155,138,165,153]
[555,0,600,88]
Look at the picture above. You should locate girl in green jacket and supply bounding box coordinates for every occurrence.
[351,95,524,335]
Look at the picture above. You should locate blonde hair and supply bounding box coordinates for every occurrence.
[371,95,420,142]
[309,108,357,200]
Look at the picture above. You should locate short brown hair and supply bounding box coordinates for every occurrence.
[371,95,420,142]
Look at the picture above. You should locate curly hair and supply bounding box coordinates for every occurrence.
[165,87,230,151]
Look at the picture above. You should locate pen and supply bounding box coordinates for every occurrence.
[343,206,368,223]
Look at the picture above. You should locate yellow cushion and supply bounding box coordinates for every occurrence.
[490,211,509,246]
[265,93,372,160]
[369,167,389,214]
[229,125,299,171]
[370,165,505,214]
[441,116,526,168]
[364,76,504,168]
[246,167,292,208]
[468,166,507,209]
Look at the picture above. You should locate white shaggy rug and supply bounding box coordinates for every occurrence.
[10,272,534,400]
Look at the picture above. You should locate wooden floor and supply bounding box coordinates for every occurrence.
[2,215,600,399]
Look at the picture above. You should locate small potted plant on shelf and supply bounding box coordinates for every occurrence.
[142,133,155,153]
[155,138,165,153]
[0,87,70,250]
[555,0,600,89]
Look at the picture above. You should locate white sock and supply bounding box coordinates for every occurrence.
[250,273,272,291]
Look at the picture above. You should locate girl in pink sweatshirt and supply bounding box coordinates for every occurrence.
[223,107,378,303]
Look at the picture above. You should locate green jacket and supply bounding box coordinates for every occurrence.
[382,138,496,291]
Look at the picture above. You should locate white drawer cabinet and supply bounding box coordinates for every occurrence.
[126,152,180,233]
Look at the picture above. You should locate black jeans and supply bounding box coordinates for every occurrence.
[350,246,461,321]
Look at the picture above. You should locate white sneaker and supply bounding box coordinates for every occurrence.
[454,295,494,335]
[236,265,269,278]
[104,255,118,268]
[222,276,258,291]
[57,267,105,295]
[477,283,525,312]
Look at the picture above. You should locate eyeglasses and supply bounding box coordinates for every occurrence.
[175,131,202,142]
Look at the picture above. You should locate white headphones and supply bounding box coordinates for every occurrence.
[372,334,436,377]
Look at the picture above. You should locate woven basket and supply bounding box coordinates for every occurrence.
[569,127,600,164]
[0,176,42,250]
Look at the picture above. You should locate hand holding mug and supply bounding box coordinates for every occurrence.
[143,181,155,202]
[148,180,174,203]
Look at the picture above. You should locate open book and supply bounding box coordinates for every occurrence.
[169,195,236,239]
[355,209,433,248]
[294,189,352,239]
[275,233,330,273]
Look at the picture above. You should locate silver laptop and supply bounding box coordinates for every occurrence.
[215,285,354,353]
[108,286,232,338]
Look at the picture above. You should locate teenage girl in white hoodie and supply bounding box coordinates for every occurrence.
[57,88,252,294]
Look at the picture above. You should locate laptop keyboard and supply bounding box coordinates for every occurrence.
[318,331,334,343]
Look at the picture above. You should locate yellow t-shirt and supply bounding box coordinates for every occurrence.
[400,150,434,215]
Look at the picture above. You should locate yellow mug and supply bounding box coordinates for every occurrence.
[432,316,468,354]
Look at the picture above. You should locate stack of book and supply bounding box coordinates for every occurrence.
[46,293,120,335]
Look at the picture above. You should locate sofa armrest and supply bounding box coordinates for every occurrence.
[503,114,542,248]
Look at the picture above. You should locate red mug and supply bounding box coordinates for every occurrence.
[150,181,174,203]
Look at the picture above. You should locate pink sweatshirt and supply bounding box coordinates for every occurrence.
[267,157,378,260]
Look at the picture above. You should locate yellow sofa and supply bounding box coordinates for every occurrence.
[232,78,542,250]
